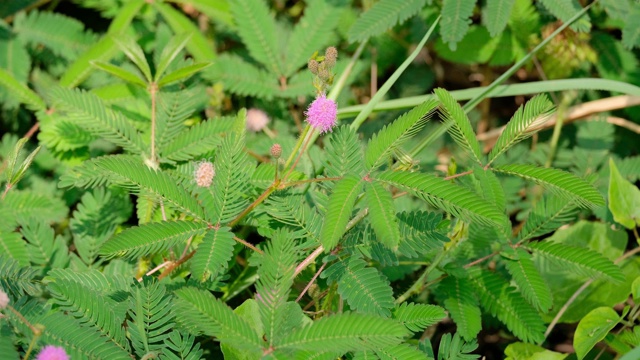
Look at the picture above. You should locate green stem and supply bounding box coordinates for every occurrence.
[283,125,310,171]
[544,93,573,168]
[395,248,448,304]
[408,1,597,158]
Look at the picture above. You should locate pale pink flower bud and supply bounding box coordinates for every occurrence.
[195,161,215,187]
[36,345,69,360]
[270,144,282,159]
[0,289,8,309]
[246,108,270,132]
[324,47,338,67]
[308,59,319,74]
[305,94,337,133]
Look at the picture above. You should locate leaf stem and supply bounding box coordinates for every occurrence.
[150,82,158,164]
[228,182,278,228]
[233,236,263,254]
[295,245,324,276]
[395,248,448,304]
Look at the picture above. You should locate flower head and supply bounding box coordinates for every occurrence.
[0,289,8,309]
[36,345,69,360]
[305,95,337,134]
[194,160,215,187]
[246,108,270,132]
[270,144,282,159]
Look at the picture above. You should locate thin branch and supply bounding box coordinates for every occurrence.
[295,245,324,276]
[296,261,327,302]
[149,83,158,163]
[233,236,263,254]
[158,250,195,280]
[443,169,473,181]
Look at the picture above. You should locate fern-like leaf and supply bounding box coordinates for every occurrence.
[191,227,236,282]
[196,133,254,225]
[324,126,365,178]
[440,0,476,51]
[0,190,68,226]
[375,343,429,360]
[161,116,234,162]
[470,166,506,211]
[435,88,483,165]
[255,229,298,346]
[503,249,552,312]
[37,311,132,360]
[348,0,427,43]
[320,176,364,250]
[440,276,482,341]
[276,313,408,353]
[173,287,264,350]
[128,280,176,357]
[156,87,207,155]
[207,54,278,99]
[159,332,204,360]
[365,99,438,170]
[0,232,29,266]
[526,241,624,281]
[100,221,207,259]
[364,181,400,250]
[284,0,345,76]
[483,0,516,37]
[622,5,640,49]
[14,10,96,61]
[0,68,46,111]
[47,276,130,351]
[392,303,447,333]
[397,211,448,258]
[538,0,591,32]
[49,87,147,154]
[492,163,605,208]
[265,194,322,243]
[469,269,545,343]
[322,255,395,317]
[488,95,554,165]
[229,0,283,75]
[516,195,578,241]
[377,171,508,229]
[0,256,39,298]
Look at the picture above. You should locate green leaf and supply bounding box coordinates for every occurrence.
[324,126,365,178]
[365,181,400,250]
[503,249,552,312]
[0,68,46,111]
[608,158,640,229]
[492,164,605,208]
[504,342,568,360]
[100,221,207,259]
[255,229,298,346]
[538,0,591,32]
[276,313,408,353]
[49,87,147,155]
[434,88,483,165]
[127,280,175,357]
[622,5,640,49]
[469,269,546,343]
[174,287,263,351]
[516,195,579,241]
[153,2,216,62]
[441,0,476,51]
[60,0,145,87]
[161,116,234,161]
[229,0,282,75]
[0,232,29,267]
[0,256,39,298]
[483,0,515,37]
[191,227,236,282]
[91,61,148,87]
[208,54,277,99]
[158,62,212,87]
[347,0,426,43]
[320,176,363,250]
[574,307,619,360]
[397,211,448,258]
[392,303,447,333]
[488,95,555,165]
[526,241,625,282]
[376,170,508,229]
[284,0,345,76]
[154,32,193,81]
[440,276,482,341]
[113,37,152,82]
[375,343,429,360]
[322,255,395,317]
[168,0,233,27]
[364,99,438,170]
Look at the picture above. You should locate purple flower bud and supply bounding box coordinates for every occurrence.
[305,95,337,134]
[36,345,69,360]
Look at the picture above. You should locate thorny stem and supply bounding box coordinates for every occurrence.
[138,261,172,282]
[463,251,499,269]
[228,182,278,228]
[158,250,195,280]
[234,236,263,254]
[544,246,640,338]
[443,170,473,181]
[295,246,324,276]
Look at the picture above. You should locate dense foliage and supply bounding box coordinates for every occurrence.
[1,0,640,359]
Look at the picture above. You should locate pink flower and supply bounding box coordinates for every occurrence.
[194,160,215,187]
[0,289,8,309]
[36,346,69,360]
[305,94,337,133]
[246,108,270,132]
